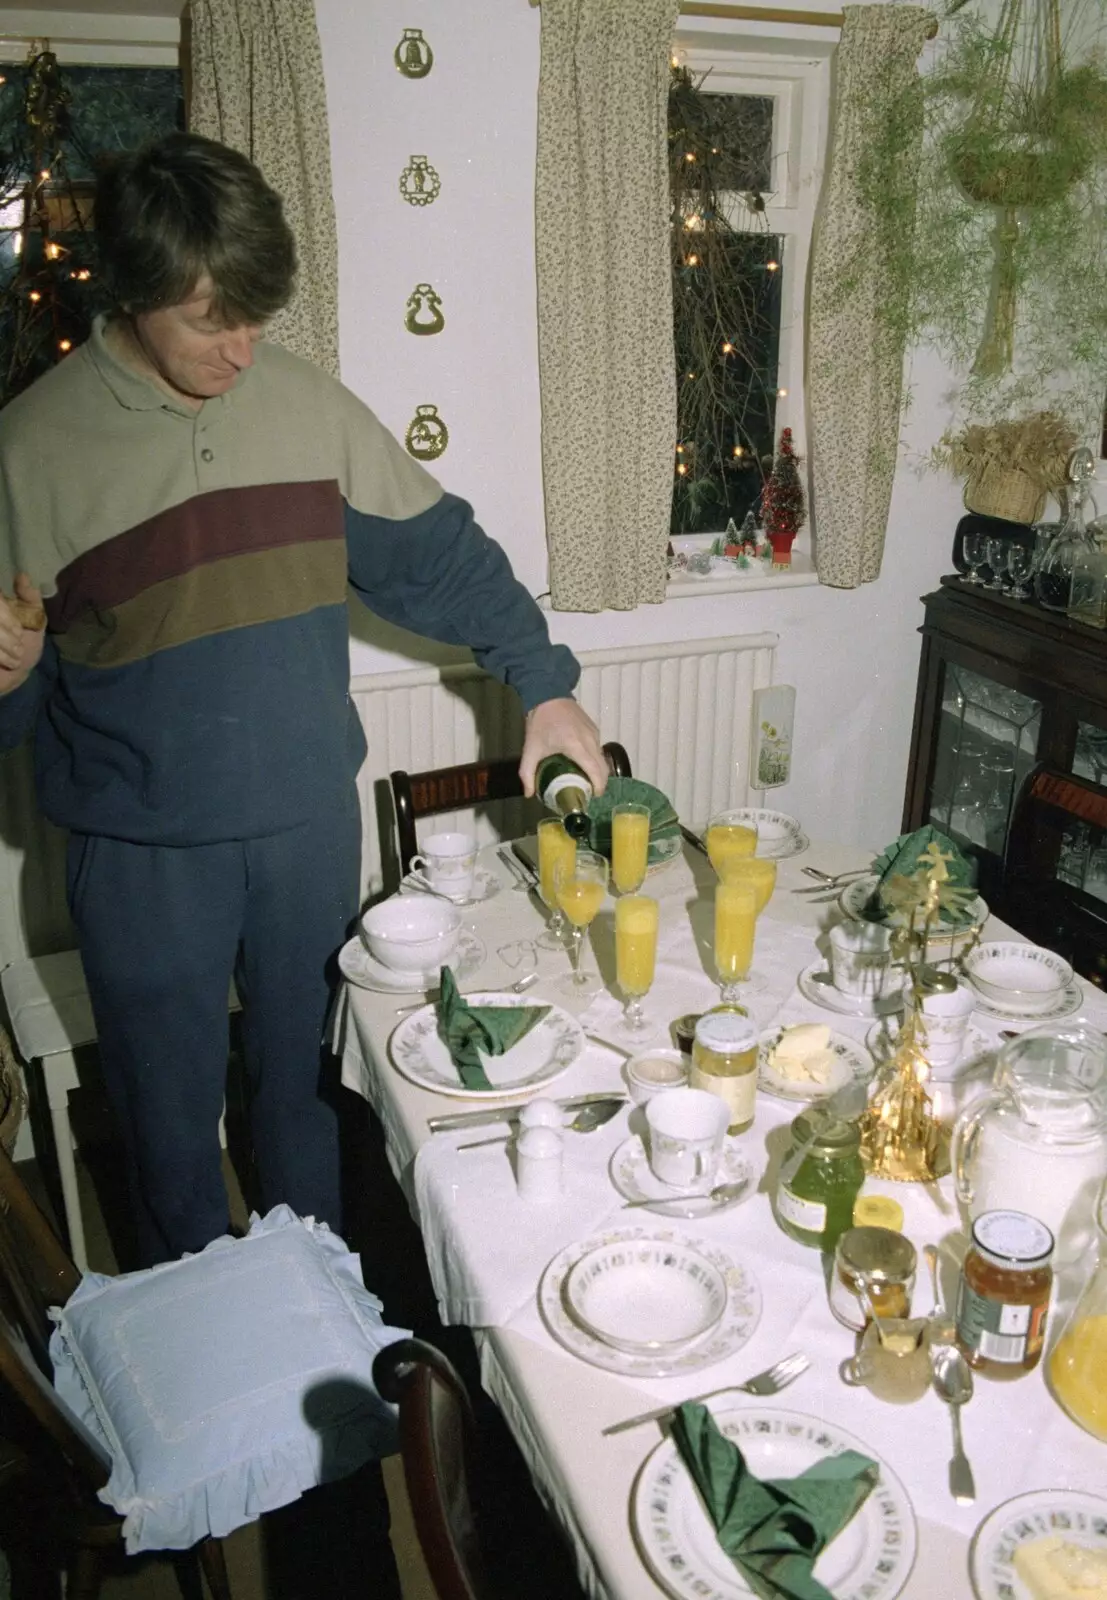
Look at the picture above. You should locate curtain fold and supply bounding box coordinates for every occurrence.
[807,5,933,588]
[535,0,679,613]
[187,0,339,375]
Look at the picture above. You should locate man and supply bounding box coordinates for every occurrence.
[0,131,606,1267]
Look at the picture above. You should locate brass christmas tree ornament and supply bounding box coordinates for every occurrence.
[404,283,445,336]
[394,28,433,78]
[405,403,449,460]
[399,155,441,207]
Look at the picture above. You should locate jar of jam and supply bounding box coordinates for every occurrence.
[775,1113,865,1253]
[831,1225,917,1330]
[955,1210,1054,1379]
[671,1012,705,1058]
[689,1009,758,1134]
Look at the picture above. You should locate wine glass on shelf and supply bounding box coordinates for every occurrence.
[614,894,659,1034]
[962,530,987,584]
[553,849,609,994]
[705,811,758,881]
[611,803,650,894]
[1006,544,1033,600]
[535,818,576,950]
[985,536,1008,591]
[714,880,757,1005]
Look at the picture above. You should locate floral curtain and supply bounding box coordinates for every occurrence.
[807,5,933,588]
[535,0,679,612]
[187,0,339,375]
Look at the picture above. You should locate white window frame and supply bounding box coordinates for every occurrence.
[0,12,180,68]
[668,24,831,584]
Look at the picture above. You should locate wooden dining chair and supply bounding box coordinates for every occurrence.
[390,741,632,876]
[372,1337,493,1600]
[1002,763,1107,984]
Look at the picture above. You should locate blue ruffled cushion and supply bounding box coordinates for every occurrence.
[48,1205,407,1554]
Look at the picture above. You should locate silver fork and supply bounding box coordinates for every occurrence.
[600,1351,809,1436]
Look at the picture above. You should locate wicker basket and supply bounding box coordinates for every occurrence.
[0,1027,26,1156]
[964,463,1046,526]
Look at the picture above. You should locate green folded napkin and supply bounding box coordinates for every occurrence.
[435,967,551,1091]
[864,825,978,927]
[586,776,679,860]
[670,1403,879,1600]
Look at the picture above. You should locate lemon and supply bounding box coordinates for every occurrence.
[853,1194,905,1231]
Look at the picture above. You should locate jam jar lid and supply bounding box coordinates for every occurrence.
[694,1011,758,1054]
[835,1225,917,1281]
[792,1110,862,1155]
[971,1209,1055,1269]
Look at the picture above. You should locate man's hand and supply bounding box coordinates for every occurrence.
[520,697,609,799]
[0,574,46,697]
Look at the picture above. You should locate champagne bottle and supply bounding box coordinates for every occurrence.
[535,753,593,841]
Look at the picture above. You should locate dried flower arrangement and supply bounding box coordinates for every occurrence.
[932,410,1078,523]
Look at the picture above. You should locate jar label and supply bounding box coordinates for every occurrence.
[688,1063,756,1126]
[956,1279,1048,1363]
[777,1186,827,1236]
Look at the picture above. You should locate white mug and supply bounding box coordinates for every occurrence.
[918,982,975,1074]
[828,921,895,997]
[410,831,477,900]
[645,1087,728,1191]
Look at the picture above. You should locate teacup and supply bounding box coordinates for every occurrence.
[828,921,896,998]
[918,982,975,1074]
[645,1087,728,1191]
[410,831,478,901]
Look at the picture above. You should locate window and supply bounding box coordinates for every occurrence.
[669,29,831,551]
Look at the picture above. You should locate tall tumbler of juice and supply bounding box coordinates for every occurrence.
[615,894,659,1033]
[706,815,758,882]
[715,881,757,1004]
[537,818,576,949]
[611,803,651,894]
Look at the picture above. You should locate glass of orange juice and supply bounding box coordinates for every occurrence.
[611,803,651,894]
[715,880,757,1003]
[536,818,577,949]
[725,855,777,915]
[615,894,659,1033]
[705,811,758,882]
[554,849,609,992]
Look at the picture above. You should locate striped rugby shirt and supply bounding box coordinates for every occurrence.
[0,316,579,845]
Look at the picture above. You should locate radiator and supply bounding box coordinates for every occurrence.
[0,632,776,962]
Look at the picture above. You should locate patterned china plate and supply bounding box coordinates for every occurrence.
[633,1407,917,1600]
[797,961,906,1019]
[839,875,988,936]
[338,927,486,995]
[389,990,584,1099]
[969,980,1085,1024]
[539,1226,761,1379]
[716,808,809,860]
[399,866,502,906]
[608,1135,757,1217]
[757,1026,873,1100]
[969,1489,1107,1600]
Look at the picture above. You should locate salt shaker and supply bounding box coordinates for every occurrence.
[518,1098,563,1132]
[516,1125,564,1201]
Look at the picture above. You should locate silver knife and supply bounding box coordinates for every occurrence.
[510,840,540,885]
[427,1091,626,1133]
[497,845,531,888]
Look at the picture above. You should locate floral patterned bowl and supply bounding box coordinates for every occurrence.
[964,941,1073,1014]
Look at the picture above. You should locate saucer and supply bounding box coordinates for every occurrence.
[608,1134,756,1217]
[969,979,1084,1024]
[338,927,485,993]
[757,1027,873,1100]
[797,960,906,1019]
[400,866,501,907]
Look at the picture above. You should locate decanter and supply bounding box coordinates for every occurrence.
[1036,448,1097,613]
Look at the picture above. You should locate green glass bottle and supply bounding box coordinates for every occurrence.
[535,754,593,841]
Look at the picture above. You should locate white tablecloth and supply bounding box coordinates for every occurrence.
[336,839,1107,1600]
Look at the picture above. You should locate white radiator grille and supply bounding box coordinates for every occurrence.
[0,632,776,960]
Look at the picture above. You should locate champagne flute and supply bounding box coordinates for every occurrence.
[615,894,659,1034]
[536,818,576,950]
[715,880,757,1004]
[611,802,651,894]
[725,855,777,915]
[705,810,758,882]
[554,849,609,993]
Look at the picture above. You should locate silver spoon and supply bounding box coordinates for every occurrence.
[799,866,868,888]
[931,1342,976,1504]
[456,1097,624,1149]
[621,1177,751,1212]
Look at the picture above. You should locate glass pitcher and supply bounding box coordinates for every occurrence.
[1036,470,1096,613]
[951,1024,1107,1264]
[1049,1175,1107,1441]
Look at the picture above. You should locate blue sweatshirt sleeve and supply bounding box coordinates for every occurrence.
[344,492,581,714]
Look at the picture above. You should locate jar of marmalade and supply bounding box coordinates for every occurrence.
[955,1210,1054,1379]
[689,1008,758,1134]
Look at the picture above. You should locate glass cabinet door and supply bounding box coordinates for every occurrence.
[929,665,1042,856]
[1061,721,1107,905]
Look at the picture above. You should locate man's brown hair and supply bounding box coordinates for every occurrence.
[95,132,296,325]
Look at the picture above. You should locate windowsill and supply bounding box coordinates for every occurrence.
[666,547,818,597]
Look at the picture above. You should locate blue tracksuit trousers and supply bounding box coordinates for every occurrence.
[65,799,361,1265]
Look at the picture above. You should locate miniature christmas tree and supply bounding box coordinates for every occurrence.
[760,427,806,568]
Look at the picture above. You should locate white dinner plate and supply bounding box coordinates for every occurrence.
[539,1226,761,1379]
[757,1026,873,1100]
[715,808,809,860]
[389,991,584,1099]
[839,875,988,936]
[633,1407,917,1600]
[970,980,1085,1024]
[399,866,502,906]
[338,927,486,994]
[970,1489,1107,1600]
[608,1134,757,1218]
[797,961,906,1019]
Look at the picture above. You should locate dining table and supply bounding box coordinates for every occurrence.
[332,831,1107,1600]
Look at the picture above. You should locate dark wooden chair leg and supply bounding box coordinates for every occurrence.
[197,1538,232,1600]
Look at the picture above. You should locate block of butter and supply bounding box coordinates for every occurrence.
[1013,1536,1107,1599]
[770,1023,835,1083]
